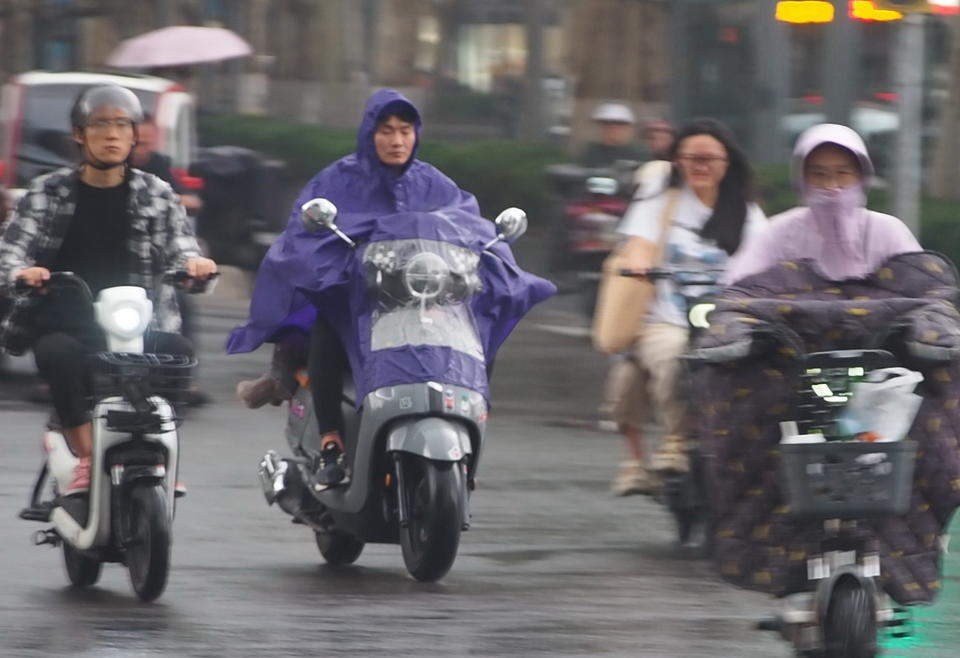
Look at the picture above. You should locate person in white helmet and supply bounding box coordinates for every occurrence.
[577,102,646,168]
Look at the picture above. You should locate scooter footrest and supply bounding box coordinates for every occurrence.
[18,503,53,522]
[755,617,783,632]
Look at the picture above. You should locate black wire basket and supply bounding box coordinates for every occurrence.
[90,352,197,405]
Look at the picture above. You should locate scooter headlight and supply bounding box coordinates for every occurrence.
[403,252,451,302]
[688,302,715,330]
[111,306,144,333]
[94,287,153,341]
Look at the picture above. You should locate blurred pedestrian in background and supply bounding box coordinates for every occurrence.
[607,118,766,495]
[577,102,645,168]
[131,113,202,214]
[0,179,8,230]
[131,112,207,406]
[633,118,676,200]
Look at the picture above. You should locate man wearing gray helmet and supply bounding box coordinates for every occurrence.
[0,85,217,496]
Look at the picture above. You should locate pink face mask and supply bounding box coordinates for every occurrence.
[801,183,867,257]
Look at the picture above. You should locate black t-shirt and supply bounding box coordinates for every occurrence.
[34,178,130,336]
[54,178,130,293]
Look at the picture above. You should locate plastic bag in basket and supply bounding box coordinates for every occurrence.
[836,367,923,442]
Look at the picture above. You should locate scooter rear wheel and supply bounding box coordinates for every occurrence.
[315,531,365,565]
[125,484,170,602]
[399,457,463,582]
[823,579,877,658]
[63,542,102,588]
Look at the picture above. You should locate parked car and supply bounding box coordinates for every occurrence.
[0,70,198,206]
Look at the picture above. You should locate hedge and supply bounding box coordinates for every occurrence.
[200,114,960,263]
[198,114,566,231]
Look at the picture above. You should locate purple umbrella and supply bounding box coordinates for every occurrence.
[106,26,253,68]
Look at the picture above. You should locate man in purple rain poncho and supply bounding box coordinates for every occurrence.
[229,89,554,487]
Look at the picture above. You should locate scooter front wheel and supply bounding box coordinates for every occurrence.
[63,542,102,588]
[823,579,877,658]
[315,531,365,565]
[125,484,171,602]
[399,457,463,582]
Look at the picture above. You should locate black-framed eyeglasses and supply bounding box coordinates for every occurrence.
[87,118,135,132]
[676,154,728,167]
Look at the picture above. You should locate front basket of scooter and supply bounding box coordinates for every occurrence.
[91,352,197,405]
[780,440,917,519]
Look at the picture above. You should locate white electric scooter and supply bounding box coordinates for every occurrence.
[18,271,212,601]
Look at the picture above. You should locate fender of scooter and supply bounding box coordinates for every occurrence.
[386,417,473,462]
[117,464,167,487]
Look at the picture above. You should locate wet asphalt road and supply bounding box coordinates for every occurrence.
[0,290,956,657]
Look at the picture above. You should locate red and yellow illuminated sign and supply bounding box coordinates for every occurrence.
[776,0,959,22]
[874,0,960,13]
[850,1,903,19]
[776,1,835,23]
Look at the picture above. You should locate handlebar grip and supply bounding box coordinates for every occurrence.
[12,271,81,295]
[13,278,35,294]
[163,270,220,294]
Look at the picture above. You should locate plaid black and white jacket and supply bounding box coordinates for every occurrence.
[0,166,201,355]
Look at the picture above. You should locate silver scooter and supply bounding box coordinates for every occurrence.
[258,200,527,581]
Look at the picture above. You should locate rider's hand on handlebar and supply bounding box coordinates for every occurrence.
[14,266,51,289]
[185,257,218,281]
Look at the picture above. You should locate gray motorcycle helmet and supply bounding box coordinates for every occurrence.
[70,84,144,130]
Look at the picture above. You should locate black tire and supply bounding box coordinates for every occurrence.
[315,532,365,565]
[63,542,102,588]
[823,579,877,658]
[399,458,464,582]
[125,484,171,602]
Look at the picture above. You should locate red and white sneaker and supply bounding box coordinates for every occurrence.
[174,481,187,498]
[63,457,91,497]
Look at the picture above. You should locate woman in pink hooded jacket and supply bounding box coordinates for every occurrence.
[724,123,920,284]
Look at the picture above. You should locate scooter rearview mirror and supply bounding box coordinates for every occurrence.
[301,198,356,248]
[493,207,528,244]
[300,198,339,232]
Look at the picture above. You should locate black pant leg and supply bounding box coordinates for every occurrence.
[145,331,195,359]
[34,333,93,428]
[307,316,347,436]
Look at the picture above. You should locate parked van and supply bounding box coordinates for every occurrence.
[0,70,197,207]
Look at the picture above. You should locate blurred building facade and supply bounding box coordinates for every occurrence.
[0,1,955,167]
[0,1,570,135]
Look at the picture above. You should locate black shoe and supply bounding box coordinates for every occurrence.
[314,442,350,491]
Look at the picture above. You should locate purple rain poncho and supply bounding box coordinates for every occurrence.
[227,89,555,403]
[724,123,920,284]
